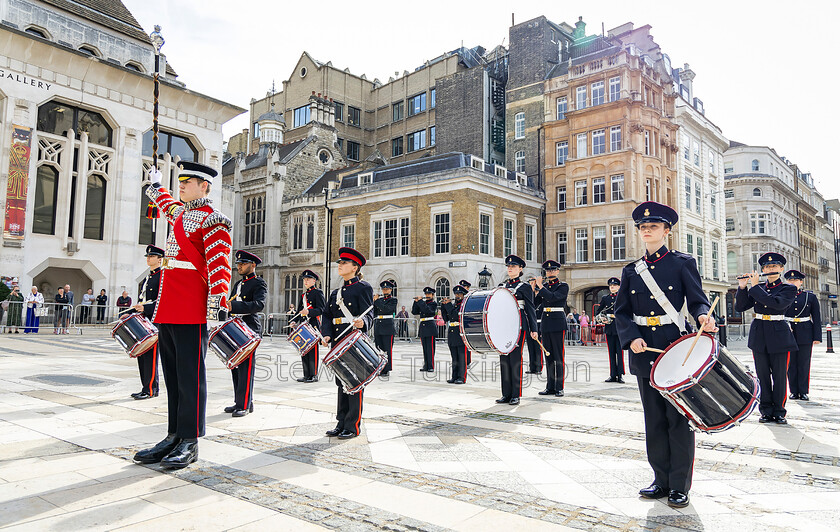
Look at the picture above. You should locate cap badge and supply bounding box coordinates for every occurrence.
[644,208,650,216]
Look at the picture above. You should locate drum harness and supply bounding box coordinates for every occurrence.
[333,296,374,343]
[633,259,687,335]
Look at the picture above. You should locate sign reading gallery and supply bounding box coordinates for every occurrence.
[0,68,52,91]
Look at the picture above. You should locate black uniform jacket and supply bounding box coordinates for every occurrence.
[228,273,268,335]
[440,298,466,347]
[294,286,326,330]
[615,246,710,376]
[734,278,796,352]
[537,279,569,334]
[412,298,438,338]
[139,268,161,320]
[320,277,373,342]
[503,277,538,334]
[373,295,398,336]
[785,290,822,345]
[597,293,619,336]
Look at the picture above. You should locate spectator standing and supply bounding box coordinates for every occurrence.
[96,289,108,323]
[80,288,94,324]
[396,305,409,338]
[24,286,44,333]
[64,284,74,306]
[116,291,132,314]
[5,286,24,333]
[54,287,69,334]
[579,313,590,345]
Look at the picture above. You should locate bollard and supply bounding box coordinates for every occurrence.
[827,324,835,354]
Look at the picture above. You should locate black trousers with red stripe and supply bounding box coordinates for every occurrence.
[526,333,543,373]
[231,352,256,410]
[302,344,319,379]
[542,330,565,392]
[788,343,813,396]
[157,323,208,439]
[375,334,394,373]
[605,333,625,378]
[335,377,363,434]
[500,331,525,399]
[449,344,467,382]
[753,348,790,417]
[136,345,159,395]
[420,335,436,370]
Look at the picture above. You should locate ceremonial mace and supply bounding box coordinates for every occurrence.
[145,26,165,244]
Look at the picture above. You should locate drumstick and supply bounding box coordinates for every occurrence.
[645,347,666,354]
[535,337,551,357]
[681,295,719,367]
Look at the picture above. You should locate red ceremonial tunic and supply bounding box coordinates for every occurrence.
[146,185,232,324]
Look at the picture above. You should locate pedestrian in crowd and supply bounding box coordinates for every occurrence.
[54,286,69,334]
[5,286,24,333]
[24,286,44,333]
[80,288,94,324]
[567,312,578,344]
[116,291,132,313]
[64,284,74,307]
[96,289,108,323]
[396,305,409,338]
[579,312,590,345]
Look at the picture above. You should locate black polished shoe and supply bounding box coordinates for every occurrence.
[325,426,343,437]
[604,377,616,383]
[496,396,511,404]
[800,394,809,401]
[616,376,625,384]
[232,408,249,417]
[160,440,198,469]
[337,430,358,439]
[379,371,389,377]
[667,490,690,508]
[134,392,153,400]
[130,391,143,398]
[296,377,307,382]
[509,397,520,405]
[759,415,774,423]
[538,389,555,395]
[775,416,788,425]
[639,484,668,499]
[447,379,456,384]
[223,405,237,413]
[555,390,565,397]
[453,379,465,384]
[304,377,318,383]
[133,435,180,464]
[789,393,799,400]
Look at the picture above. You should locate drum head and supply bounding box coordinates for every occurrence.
[486,288,521,354]
[651,334,716,389]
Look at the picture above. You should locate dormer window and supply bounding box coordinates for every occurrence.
[358,173,373,186]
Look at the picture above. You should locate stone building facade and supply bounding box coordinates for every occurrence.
[0,0,242,302]
[326,153,545,297]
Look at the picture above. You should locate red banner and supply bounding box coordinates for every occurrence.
[3,125,32,239]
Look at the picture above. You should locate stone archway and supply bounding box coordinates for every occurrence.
[27,257,105,301]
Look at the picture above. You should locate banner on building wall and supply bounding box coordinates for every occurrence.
[3,125,32,240]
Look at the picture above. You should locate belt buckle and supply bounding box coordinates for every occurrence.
[762,314,772,321]
[646,316,661,326]
[161,257,172,269]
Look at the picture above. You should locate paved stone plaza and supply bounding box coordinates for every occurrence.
[1,331,839,531]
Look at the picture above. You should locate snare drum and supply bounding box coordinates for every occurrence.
[650,333,760,433]
[111,312,158,358]
[324,330,385,394]
[287,321,320,356]
[459,287,521,354]
[209,317,261,369]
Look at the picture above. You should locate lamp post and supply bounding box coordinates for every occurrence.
[478,265,492,289]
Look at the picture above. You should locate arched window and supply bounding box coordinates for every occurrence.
[727,250,737,277]
[33,166,59,235]
[306,216,315,249]
[78,44,101,57]
[25,26,49,39]
[83,174,106,240]
[752,187,762,197]
[435,277,450,300]
[141,130,197,162]
[37,101,112,147]
[125,62,144,73]
[751,159,759,172]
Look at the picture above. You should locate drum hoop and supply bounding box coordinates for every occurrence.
[650,333,718,392]
[459,287,517,354]
[127,334,158,358]
[227,337,261,368]
[342,353,387,395]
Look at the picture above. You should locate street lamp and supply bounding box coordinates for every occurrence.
[478,265,492,289]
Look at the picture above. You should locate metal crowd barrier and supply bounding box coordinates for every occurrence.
[566,323,580,345]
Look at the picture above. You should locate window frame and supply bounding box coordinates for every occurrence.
[514,112,525,139]
[610,174,624,202]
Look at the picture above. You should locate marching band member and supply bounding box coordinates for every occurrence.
[458,280,473,365]
[320,247,373,439]
[598,277,625,383]
[614,201,715,508]
[294,270,326,383]
[499,255,538,405]
[440,285,469,384]
[525,277,544,375]
[534,260,568,397]
[783,269,821,401]
[373,280,398,376]
[134,162,232,469]
[735,253,797,424]
[224,251,267,416]
[412,287,438,372]
[129,245,163,400]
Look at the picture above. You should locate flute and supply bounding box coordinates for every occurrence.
[735,273,775,280]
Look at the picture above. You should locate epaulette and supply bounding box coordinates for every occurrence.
[202,211,232,230]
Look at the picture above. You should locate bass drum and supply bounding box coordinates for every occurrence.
[650,333,759,433]
[459,287,521,354]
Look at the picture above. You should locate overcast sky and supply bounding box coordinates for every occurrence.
[124,0,838,199]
